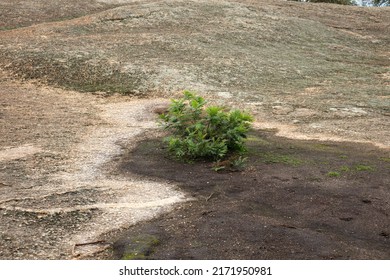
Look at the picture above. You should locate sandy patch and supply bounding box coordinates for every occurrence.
[0,144,42,162]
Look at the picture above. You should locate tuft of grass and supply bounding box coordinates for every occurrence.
[339,166,350,172]
[231,156,248,171]
[327,171,341,177]
[354,164,375,172]
[326,163,376,178]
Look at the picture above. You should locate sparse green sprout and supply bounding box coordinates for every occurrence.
[327,171,341,177]
[329,164,375,178]
[354,164,374,172]
[212,162,226,172]
[339,166,350,172]
[211,156,248,172]
[160,90,253,164]
[231,156,248,171]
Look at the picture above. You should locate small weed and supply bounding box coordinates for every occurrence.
[211,162,226,172]
[212,166,226,172]
[379,157,390,162]
[231,156,248,170]
[339,155,348,159]
[354,164,375,172]
[211,156,248,172]
[327,171,341,177]
[339,166,350,172]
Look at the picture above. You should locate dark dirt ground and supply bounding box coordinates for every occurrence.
[106,129,390,260]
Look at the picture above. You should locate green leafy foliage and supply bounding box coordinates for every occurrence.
[372,0,390,6]
[159,91,253,162]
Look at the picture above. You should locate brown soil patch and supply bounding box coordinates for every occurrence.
[0,72,187,259]
[109,130,390,259]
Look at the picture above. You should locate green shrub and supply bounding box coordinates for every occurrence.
[159,91,253,162]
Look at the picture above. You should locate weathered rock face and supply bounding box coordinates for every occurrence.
[0,0,389,145]
[0,1,389,260]
[0,0,387,96]
[0,0,121,30]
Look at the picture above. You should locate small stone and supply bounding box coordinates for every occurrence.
[291,108,317,118]
[310,123,322,129]
[272,105,294,115]
[216,92,232,99]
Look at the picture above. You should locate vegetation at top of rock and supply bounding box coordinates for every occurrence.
[291,0,389,5]
[159,91,253,162]
[290,0,355,4]
[374,0,390,6]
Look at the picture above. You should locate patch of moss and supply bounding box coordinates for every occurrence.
[339,166,350,172]
[122,252,148,260]
[327,171,341,177]
[71,81,142,95]
[121,234,160,260]
[0,26,16,31]
[326,163,376,178]
[379,157,390,162]
[354,164,375,172]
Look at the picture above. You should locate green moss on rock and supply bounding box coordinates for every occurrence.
[121,234,160,260]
